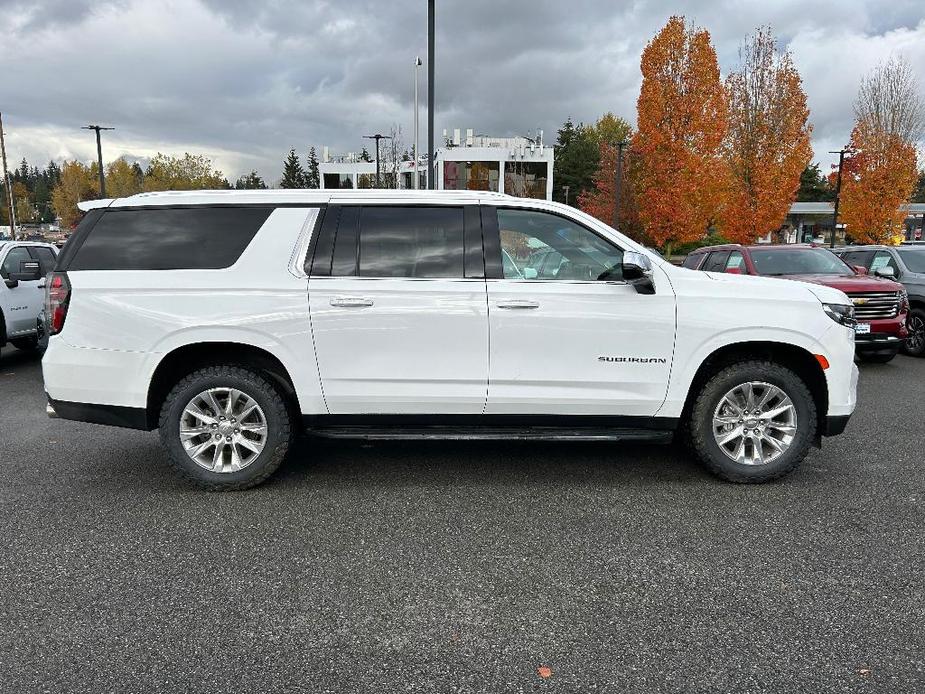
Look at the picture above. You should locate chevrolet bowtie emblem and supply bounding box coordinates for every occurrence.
[852,298,869,305]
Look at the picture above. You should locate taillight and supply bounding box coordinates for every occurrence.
[46,272,71,336]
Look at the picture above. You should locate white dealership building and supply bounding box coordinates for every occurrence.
[319,128,554,200]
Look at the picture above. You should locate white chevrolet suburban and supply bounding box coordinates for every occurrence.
[1,240,58,353]
[43,190,858,490]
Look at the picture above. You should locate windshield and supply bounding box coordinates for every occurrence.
[899,249,925,274]
[750,248,853,276]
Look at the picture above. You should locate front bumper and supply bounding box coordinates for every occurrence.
[855,333,903,355]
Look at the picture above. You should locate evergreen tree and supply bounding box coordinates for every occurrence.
[552,117,601,205]
[234,170,268,189]
[280,148,306,188]
[305,147,321,189]
[796,163,834,202]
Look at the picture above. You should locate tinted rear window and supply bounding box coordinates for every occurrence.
[358,206,464,278]
[67,207,272,271]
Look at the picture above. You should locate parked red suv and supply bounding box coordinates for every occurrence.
[685,244,909,363]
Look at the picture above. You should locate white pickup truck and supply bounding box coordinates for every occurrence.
[42,190,858,490]
[1,240,58,354]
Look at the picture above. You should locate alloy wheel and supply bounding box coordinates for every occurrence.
[179,387,268,473]
[907,314,925,354]
[712,381,797,466]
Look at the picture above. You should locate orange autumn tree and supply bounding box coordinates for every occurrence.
[724,27,812,244]
[840,58,923,244]
[634,16,729,253]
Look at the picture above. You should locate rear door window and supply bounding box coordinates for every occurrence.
[66,207,273,271]
[357,206,465,278]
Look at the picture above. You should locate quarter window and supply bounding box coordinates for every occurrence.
[67,207,273,271]
[357,206,465,278]
[496,208,623,281]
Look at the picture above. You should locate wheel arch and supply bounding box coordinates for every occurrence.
[146,341,302,430]
[679,340,828,437]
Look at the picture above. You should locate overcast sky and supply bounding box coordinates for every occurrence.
[2,0,924,184]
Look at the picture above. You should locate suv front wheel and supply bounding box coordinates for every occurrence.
[159,365,294,490]
[903,308,925,358]
[688,361,816,483]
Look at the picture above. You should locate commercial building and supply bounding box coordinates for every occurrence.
[319,128,554,200]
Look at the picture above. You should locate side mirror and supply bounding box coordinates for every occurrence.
[622,251,656,295]
[725,266,742,275]
[9,260,42,283]
[874,266,895,279]
[852,265,868,275]
[523,267,538,280]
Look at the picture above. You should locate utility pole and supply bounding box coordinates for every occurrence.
[613,140,628,229]
[413,56,422,189]
[363,134,392,188]
[563,185,570,207]
[83,124,114,198]
[427,0,435,190]
[0,112,16,240]
[829,148,846,248]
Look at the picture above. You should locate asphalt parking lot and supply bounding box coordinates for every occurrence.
[1,346,923,693]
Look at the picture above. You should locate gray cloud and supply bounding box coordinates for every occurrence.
[1,0,923,184]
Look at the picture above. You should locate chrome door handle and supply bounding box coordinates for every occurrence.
[496,300,540,309]
[330,296,374,307]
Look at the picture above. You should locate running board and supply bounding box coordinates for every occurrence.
[306,426,674,443]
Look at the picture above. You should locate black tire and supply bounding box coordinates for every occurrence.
[10,336,39,351]
[688,360,816,483]
[902,308,925,357]
[158,364,294,491]
[857,350,898,364]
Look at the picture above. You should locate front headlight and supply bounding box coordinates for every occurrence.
[822,302,856,328]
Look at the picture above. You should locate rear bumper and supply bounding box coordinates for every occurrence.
[46,396,151,430]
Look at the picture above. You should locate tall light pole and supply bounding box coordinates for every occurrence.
[829,148,846,248]
[0,112,16,240]
[82,124,114,198]
[413,56,422,189]
[613,140,628,229]
[363,133,392,188]
[427,0,435,190]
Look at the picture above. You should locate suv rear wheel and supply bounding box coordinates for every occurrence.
[158,365,294,490]
[688,360,816,483]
